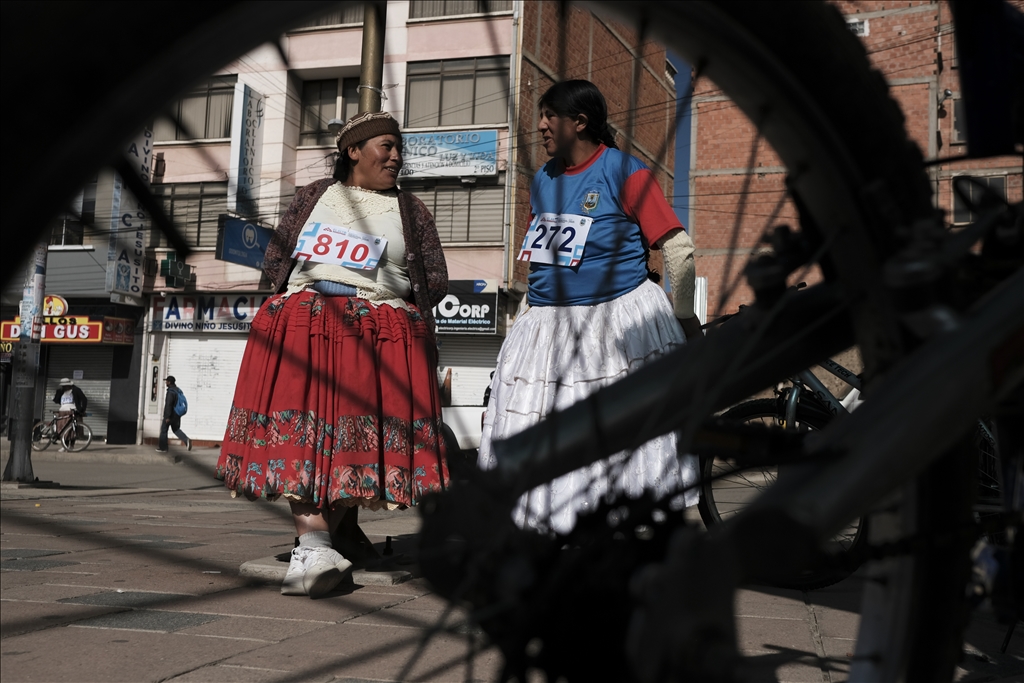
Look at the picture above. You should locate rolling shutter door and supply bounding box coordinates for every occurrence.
[437,335,503,406]
[165,335,247,441]
[45,346,113,438]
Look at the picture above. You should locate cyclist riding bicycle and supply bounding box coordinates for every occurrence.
[52,378,87,450]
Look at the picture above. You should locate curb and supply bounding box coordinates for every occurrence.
[240,555,415,586]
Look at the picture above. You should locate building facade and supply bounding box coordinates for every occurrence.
[2,1,682,450]
[683,0,1023,319]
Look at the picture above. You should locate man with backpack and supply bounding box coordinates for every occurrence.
[157,375,192,453]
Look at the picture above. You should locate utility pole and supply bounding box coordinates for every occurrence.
[2,242,47,482]
[358,1,387,114]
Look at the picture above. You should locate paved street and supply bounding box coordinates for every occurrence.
[2,440,1021,682]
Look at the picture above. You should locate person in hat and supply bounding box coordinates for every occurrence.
[52,378,87,451]
[216,111,449,598]
[157,376,191,453]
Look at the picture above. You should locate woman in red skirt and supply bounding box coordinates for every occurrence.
[216,112,449,597]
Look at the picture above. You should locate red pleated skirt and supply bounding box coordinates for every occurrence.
[216,290,448,509]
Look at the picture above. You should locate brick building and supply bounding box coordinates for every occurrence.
[686,0,1023,319]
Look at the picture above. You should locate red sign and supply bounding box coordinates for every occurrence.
[103,317,135,344]
[1,317,104,343]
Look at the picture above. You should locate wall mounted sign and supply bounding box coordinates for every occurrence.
[433,280,500,334]
[400,130,498,179]
[150,293,271,332]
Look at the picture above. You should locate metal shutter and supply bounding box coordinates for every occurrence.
[45,346,113,438]
[165,335,247,441]
[437,335,503,406]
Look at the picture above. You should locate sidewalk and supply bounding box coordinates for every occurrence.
[2,442,1021,682]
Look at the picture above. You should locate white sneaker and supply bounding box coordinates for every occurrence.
[281,547,312,595]
[302,547,350,598]
[280,547,353,597]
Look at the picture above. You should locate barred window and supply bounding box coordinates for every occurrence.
[49,178,97,246]
[409,1,512,19]
[406,57,509,128]
[952,176,1006,225]
[154,76,237,141]
[151,182,228,248]
[407,182,504,243]
[300,78,359,146]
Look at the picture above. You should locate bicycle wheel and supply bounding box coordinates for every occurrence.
[698,398,867,590]
[30,421,53,451]
[63,422,92,453]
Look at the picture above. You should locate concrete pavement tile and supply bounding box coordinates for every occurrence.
[219,621,502,682]
[820,635,856,659]
[346,606,461,630]
[0,624,259,682]
[736,650,827,683]
[1,549,68,559]
[177,584,414,623]
[811,603,860,640]
[72,609,223,632]
[735,587,809,620]
[736,614,816,655]
[167,663,331,683]
[178,615,328,643]
[0,582,117,602]
[0,599,123,638]
[1,558,80,572]
[61,590,194,609]
[393,593,457,611]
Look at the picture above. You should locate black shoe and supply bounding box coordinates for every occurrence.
[186,439,193,452]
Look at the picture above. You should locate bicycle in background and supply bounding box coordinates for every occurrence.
[31,412,93,453]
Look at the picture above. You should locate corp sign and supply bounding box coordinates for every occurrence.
[433,280,500,334]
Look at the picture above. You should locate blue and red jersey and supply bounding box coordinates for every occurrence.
[526,144,682,306]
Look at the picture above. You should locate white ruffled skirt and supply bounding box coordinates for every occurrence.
[478,278,699,534]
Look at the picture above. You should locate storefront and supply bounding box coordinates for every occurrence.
[143,292,269,444]
[0,313,136,439]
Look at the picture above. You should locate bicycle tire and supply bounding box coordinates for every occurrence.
[63,422,92,453]
[698,398,868,591]
[30,421,53,451]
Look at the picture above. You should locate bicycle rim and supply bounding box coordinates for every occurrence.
[581,2,970,679]
[30,422,52,452]
[64,423,92,453]
[699,398,867,591]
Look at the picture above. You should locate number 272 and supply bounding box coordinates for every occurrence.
[531,224,576,252]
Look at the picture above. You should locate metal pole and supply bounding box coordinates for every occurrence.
[358,1,387,114]
[2,242,47,482]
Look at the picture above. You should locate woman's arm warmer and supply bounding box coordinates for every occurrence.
[657,228,697,319]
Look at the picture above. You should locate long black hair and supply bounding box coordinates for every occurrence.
[538,80,618,149]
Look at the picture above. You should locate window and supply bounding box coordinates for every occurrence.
[300,78,359,146]
[294,4,364,28]
[154,76,237,141]
[846,18,869,36]
[951,98,966,145]
[151,182,228,247]
[409,1,512,19]
[406,57,509,128]
[952,176,1006,225]
[408,182,504,243]
[49,178,97,246]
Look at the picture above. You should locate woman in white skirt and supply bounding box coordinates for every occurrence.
[478,80,703,534]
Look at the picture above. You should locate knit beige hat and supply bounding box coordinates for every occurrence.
[336,111,401,151]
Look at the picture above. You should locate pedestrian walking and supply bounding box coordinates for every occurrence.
[478,80,702,534]
[157,376,192,453]
[53,378,87,452]
[216,111,450,598]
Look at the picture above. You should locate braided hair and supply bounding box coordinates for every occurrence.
[538,80,618,149]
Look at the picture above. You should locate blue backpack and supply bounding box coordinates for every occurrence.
[173,387,188,416]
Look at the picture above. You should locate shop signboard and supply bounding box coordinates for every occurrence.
[104,130,152,307]
[228,83,265,218]
[1,317,104,343]
[433,280,501,334]
[216,215,273,270]
[400,130,498,179]
[0,340,12,363]
[103,317,136,345]
[150,293,271,333]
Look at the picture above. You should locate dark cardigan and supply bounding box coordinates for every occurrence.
[263,178,449,335]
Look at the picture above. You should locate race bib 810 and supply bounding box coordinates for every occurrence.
[291,221,387,270]
[517,213,593,267]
